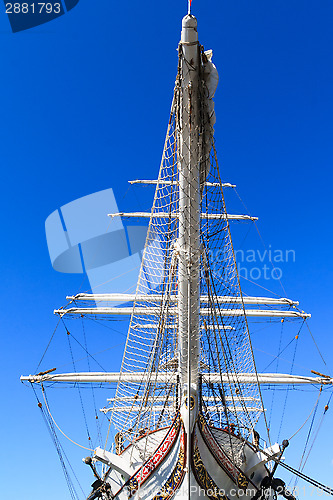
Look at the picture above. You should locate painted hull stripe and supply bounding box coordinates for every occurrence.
[192,434,230,500]
[115,414,181,498]
[197,414,258,492]
[197,413,239,483]
[152,427,186,500]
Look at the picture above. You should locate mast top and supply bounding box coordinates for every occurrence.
[181,14,198,44]
[182,13,197,28]
[182,14,197,28]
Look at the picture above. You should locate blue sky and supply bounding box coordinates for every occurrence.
[1,1,333,498]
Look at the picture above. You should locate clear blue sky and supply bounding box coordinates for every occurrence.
[1,1,333,498]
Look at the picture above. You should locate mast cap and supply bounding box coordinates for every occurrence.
[182,14,197,29]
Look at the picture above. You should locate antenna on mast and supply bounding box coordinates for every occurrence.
[188,0,192,15]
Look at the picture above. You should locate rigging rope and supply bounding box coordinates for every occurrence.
[212,143,271,443]
[61,318,107,372]
[31,384,84,499]
[234,188,288,298]
[263,336,296,372]
[258,441,333,496]
[214,144,272,446]
[279,460,333,496]
[298,392,332,475]
[34,317,61,373]
[277,320,305,441]
[306,321,330,371]
[268,319,284,429]
[288,387,322,441]
[65,324,92,447]
[235,271,282,297]
[295,389,321,480]
[40,383,94,452]
[82,316,103,448]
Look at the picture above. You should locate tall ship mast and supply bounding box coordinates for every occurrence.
[22,8,333,500]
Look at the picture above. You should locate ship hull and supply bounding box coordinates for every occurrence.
[102,415,275,500]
